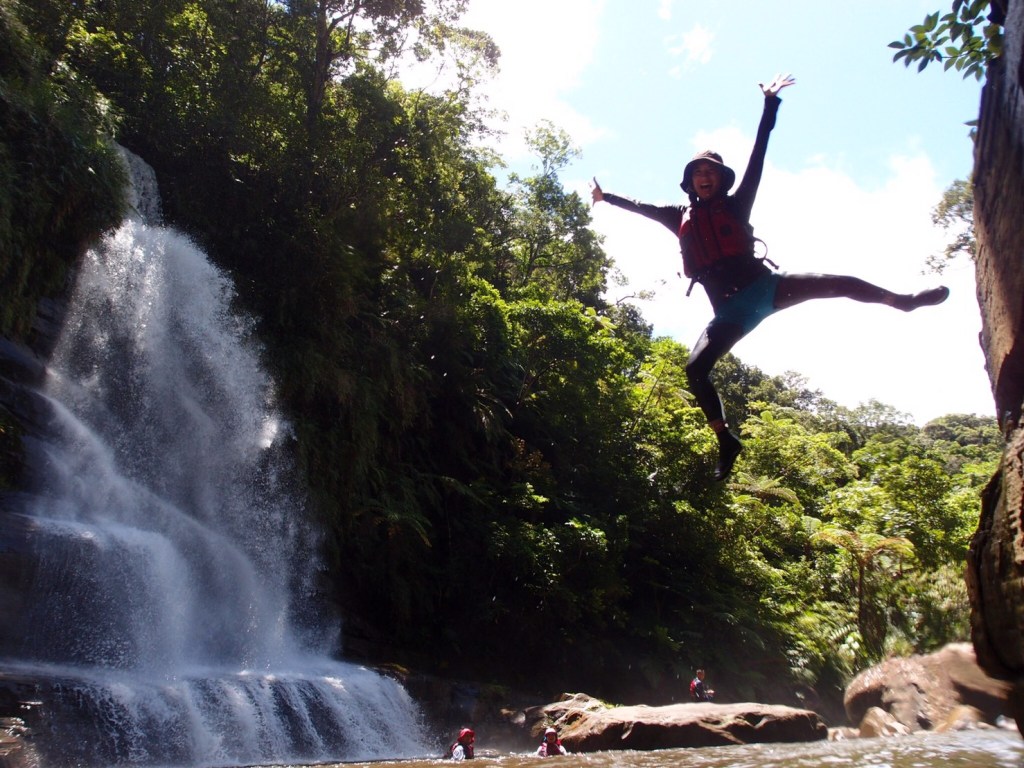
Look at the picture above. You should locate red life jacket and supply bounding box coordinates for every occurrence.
[446,741,474,759]
[678,199,755,279]
[447,728,475,759]
[539,739,565,757]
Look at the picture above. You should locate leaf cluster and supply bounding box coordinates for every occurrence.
[889,0,1003,80]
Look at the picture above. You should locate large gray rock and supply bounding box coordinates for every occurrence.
[843,643,1011,732]
[968,0,1024,735]
[535,694,827,752]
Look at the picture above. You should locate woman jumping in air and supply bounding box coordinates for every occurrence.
[592,74,949,481]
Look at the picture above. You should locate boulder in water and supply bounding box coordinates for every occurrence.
[843,643,1011,732]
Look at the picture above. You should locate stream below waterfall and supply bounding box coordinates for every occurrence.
[271,729,1022,768]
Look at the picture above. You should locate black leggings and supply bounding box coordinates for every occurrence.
[685,273,905,425]
[686,321,745,425]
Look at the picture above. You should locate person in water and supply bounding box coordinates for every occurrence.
[446,727,475,760]
[536,726,568,757]
[591,73,949,481]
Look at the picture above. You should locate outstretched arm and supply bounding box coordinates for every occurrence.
[589,178,683,234]
[731,74,795,216]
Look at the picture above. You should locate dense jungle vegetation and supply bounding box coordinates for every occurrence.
[1,0,1001,710]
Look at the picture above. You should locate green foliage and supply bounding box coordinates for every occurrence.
[811,525,915,658]
[887,563,971,653]
[503,122,610,304]
[739,405,858,513]
[889,0,1003,80]
[927,178,975,274]
[0,0,125,337]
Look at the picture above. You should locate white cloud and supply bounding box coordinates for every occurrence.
[455,0,607,162]
[666,24,714,78]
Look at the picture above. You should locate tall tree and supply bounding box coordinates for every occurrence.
[283,0,478,133]
[502,121,610,305]
[812,526,915,659]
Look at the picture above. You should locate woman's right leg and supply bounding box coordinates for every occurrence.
[687,321,746,480]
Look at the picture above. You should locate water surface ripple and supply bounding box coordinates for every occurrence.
[275,729,1023,768]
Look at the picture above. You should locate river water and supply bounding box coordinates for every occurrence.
[264,729,1023,768]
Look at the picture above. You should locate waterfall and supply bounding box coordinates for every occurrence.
[2,149,429,767]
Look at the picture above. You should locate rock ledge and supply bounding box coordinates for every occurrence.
[536,693,827,752]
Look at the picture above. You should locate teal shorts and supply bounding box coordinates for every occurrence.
[709,272,782,336]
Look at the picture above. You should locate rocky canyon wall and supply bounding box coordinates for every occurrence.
[966,0,1024,734]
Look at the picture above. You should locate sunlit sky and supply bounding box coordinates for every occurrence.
[410,0,994,425]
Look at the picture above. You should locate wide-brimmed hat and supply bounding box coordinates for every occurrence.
[680,150,736,195]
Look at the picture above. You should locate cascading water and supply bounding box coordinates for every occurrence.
[1,149,429,767]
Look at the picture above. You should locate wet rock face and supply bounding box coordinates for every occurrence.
[968,0,1024,735]
[0,336,58,663]
[842,644,1011,732]
[858,707,911,738]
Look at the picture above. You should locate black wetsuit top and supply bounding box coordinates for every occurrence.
[602,96,782,313]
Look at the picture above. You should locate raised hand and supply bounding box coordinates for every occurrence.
[591,176,604,206]
[759,73,796,98]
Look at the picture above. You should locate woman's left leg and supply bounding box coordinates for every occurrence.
[774,273,949,311]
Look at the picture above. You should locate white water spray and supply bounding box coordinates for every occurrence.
[4,150,428,767]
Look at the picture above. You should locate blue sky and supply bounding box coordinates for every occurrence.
[422,0,993,424]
